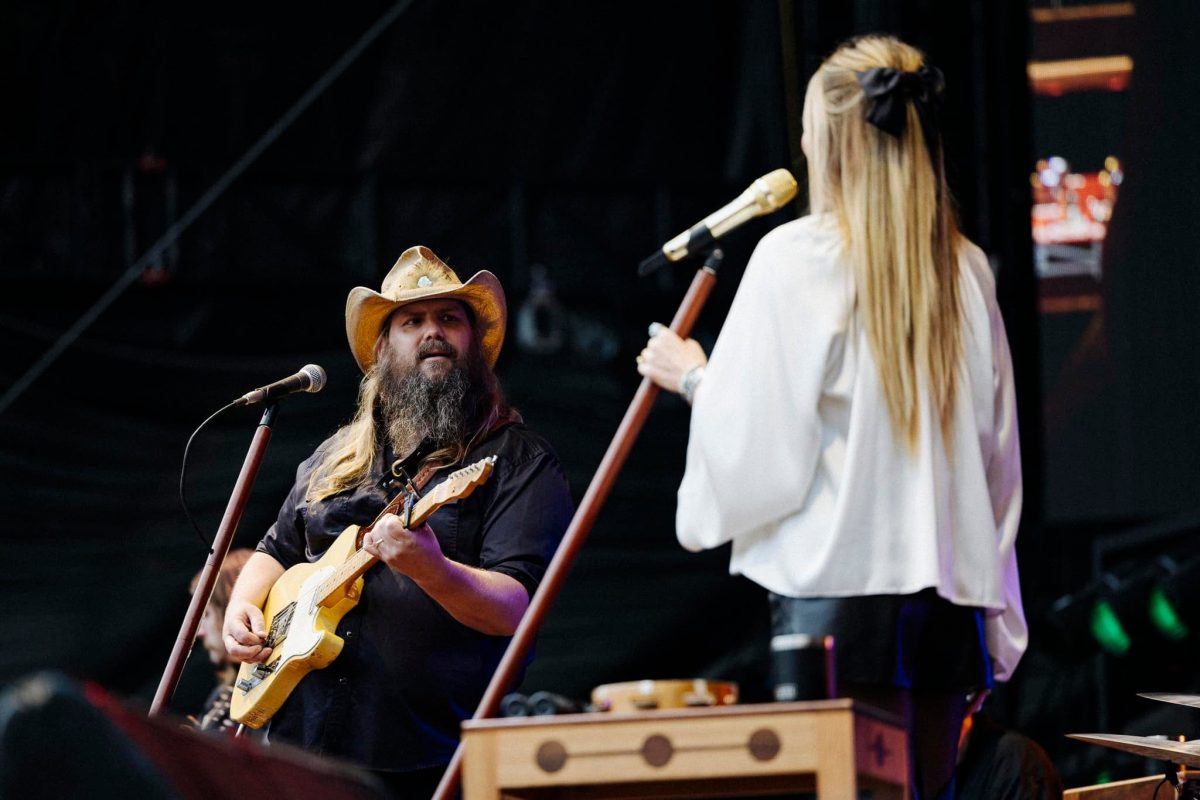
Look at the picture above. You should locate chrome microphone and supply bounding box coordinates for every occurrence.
[235,364,327,406]
[638,168,798,276]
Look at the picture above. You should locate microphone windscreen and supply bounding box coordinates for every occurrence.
[757,168,798,211]
[300,364,327,393]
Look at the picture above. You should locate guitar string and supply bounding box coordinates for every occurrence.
[261,461,492,650]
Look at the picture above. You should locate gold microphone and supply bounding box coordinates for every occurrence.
[639,168,798,276]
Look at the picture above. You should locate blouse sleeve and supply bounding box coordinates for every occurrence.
[983,290,1027,682]
[676,220,850,551]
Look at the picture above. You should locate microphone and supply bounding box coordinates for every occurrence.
[235,364,327,406]
[638,168,798,276]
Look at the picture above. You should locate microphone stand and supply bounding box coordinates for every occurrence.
[432,250,723,800]
[149,404,279,717]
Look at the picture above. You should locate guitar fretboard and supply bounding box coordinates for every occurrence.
[310,456,495,607]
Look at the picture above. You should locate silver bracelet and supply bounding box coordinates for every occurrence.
[679,365,705,405]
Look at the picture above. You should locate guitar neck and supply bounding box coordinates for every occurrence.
[306,455,495,607]
[314,489,444,606]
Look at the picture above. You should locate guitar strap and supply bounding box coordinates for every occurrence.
[356,460,442,550]
[358,419,516,547]
[393,459,443,496]
[416,460,444,488]
[395,417,516,497]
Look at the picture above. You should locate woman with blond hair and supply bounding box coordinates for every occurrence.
[638,35,1025,799]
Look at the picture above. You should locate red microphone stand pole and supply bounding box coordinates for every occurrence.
[432,251,723,800]
[149,404,278,717]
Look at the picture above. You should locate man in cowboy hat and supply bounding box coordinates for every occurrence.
[223,246,573,795]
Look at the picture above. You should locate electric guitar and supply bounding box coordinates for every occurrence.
[229,455,497,729]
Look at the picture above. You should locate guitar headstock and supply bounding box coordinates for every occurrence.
[432,455,497,501]
[410,456,498,524]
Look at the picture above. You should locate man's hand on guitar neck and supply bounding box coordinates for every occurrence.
[364,514,529,636]
[362,516,446,586]
[223,552,285,664]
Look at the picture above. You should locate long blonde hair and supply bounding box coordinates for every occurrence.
[804,35,962,452]
[306,329,518,503]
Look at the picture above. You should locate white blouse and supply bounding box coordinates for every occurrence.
[676,214,1027,681]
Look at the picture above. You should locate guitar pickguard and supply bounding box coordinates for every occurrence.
[271,566,335,663]
[230,559,356,729]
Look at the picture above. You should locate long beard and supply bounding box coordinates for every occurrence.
[376,344,473,454]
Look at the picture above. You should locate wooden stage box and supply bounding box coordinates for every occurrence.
[461,699,909,799]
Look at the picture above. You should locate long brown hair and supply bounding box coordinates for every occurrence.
[190,548,254,613]
[804,35,963,452]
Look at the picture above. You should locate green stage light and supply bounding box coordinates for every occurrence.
[1149,585,1190,640]
[1091,599,1131,656]
[1151,554,1200,644]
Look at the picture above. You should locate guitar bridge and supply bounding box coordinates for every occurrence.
[235,661,276,693]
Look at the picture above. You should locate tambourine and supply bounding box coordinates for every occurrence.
[591,679,738,712]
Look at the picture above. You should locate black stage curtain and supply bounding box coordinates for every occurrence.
[0,0,1064,775]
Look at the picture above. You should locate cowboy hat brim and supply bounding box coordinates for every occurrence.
[345,270,506,372]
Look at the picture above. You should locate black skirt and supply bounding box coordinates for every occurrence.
[768,588,993,695]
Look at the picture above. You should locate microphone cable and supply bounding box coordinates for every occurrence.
[178,400,240,551]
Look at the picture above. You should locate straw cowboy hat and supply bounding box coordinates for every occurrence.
[345,245,507,372]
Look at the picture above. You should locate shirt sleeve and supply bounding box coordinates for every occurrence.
[478,447,574,597]
[257,457,315,569]
[676,220,850,551]
[983,289,1027,682]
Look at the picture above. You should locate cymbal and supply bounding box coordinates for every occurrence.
[1140,693,1200,710]
[1067,733,1200,767]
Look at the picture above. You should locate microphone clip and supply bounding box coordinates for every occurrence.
[640,247,725,279]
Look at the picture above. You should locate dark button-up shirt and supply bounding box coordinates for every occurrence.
[256,423,573,772]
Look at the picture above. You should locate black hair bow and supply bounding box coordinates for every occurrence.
[854,64,945,141]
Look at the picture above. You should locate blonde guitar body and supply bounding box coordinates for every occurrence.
[230,525,365,729]
[229,455,497,729]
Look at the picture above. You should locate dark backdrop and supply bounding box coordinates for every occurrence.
[8,0,1194,788]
